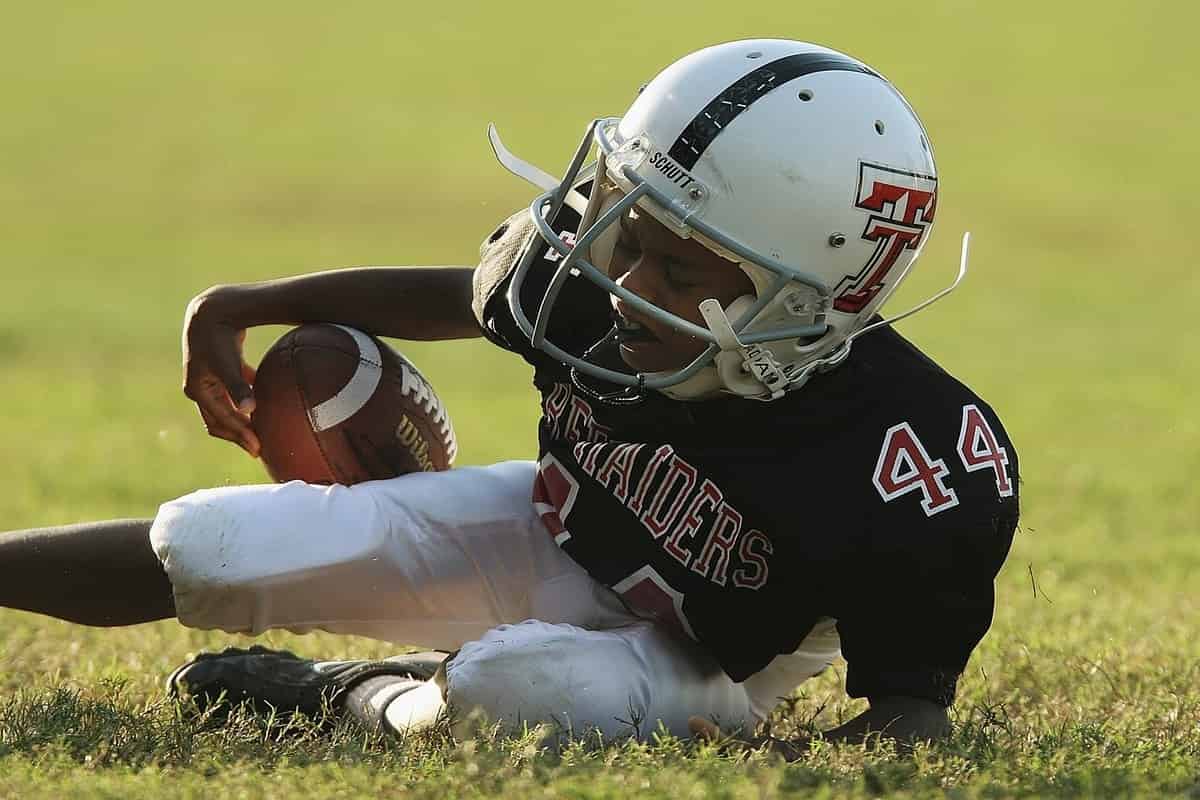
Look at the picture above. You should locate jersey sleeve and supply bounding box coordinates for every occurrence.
[836,551,1006,706]
[832,392,1020,707]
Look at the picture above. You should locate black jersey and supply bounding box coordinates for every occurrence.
[472,209,1019,707]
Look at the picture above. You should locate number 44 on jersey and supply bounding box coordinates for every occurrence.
[873,404,1013,517]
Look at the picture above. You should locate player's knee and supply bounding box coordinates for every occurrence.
[149,489,242,591]
[444,620,652,746]
[151,481,392,589]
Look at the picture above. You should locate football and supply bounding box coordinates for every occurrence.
[251,323,456,485]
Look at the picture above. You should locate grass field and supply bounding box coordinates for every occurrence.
[1,1,1198,796]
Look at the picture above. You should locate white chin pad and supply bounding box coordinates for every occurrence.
[715,350,766,397]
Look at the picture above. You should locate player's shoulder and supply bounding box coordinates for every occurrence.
[838,327,1019,526]
[843,325,1015,443]
[741,325,1019,529]
[852,325,985,398]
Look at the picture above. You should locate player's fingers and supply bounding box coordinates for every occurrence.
[194,379,260,456]
[239,419,261,457]
[206,414,260,457]
[220,370,256,416]
[189,373,247,422]
[197,406,243,447]
[758,736,806,762]
[201,328,256,415]
[688,717,804,761]
[232,329,257,414]
[688,716,723,743]
[224,401,261,456]
[184,357,251,413]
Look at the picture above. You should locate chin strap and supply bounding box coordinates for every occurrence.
[698,232,973,401]
[843,231,972,348]
[698,299,790,400]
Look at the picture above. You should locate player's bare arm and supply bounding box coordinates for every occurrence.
[0,267,476,627]
[184,266,476,455]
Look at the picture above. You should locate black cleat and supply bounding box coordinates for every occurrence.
[167,644,447,719]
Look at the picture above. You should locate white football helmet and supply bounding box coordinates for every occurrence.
[490,38,967,401]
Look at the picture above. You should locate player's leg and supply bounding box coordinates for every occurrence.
[427,618,840,745]
[168,644,450,722]
[159,462,841,742]
[0,461,589,636]
[370,619,757,745]
[194,619,754,745]
[174,616,842,746]
[150,460,631,647]
[0,519,174,625]
[161,460,642,728]
[358,618,842,746]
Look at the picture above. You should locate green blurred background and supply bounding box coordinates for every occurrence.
[0,0,1197,765]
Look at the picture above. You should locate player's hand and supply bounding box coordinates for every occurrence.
[182,287,261,456]
[688,716,809,761]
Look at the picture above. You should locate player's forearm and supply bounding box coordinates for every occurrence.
[196,266,481,341]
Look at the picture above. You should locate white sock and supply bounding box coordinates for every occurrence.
[343,675,448,736]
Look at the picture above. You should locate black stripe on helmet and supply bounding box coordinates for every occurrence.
[668,52,882,170]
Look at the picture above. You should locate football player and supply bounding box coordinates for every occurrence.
[0,39,1018,753]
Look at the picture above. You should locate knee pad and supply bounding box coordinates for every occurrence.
[151,482,393,591]
[150,490,235,591]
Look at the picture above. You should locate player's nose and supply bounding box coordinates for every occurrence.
[612,259,661,319]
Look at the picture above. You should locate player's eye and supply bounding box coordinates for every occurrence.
[663,260,698,290]
[614,235,641,257]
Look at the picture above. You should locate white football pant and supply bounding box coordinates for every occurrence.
[150,461,840,742]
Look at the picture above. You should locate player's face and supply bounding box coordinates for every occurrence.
[607,205,754,374]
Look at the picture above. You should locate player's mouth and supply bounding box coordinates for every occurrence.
[612,313,660,346]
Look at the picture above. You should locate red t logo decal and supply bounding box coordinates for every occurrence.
[834,162,937,314]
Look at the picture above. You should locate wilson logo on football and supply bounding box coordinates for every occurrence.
[833,162,938,314]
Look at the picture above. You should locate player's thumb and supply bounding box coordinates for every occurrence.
[216,357,255,415]
[230,380,255,415]
[237,362,257,415]
[235,393,256,416]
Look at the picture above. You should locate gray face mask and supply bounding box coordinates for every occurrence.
[489,119,832,401]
